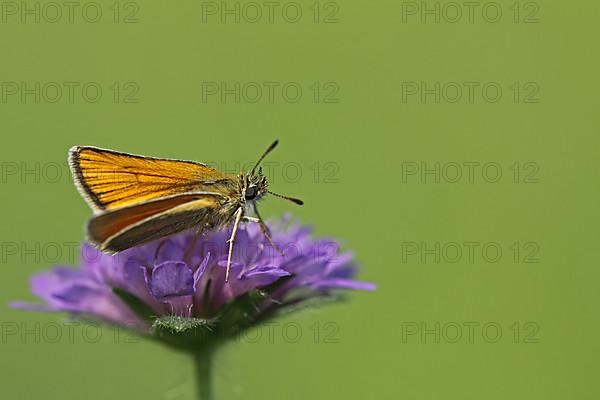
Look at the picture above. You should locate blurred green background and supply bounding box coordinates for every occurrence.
[1,1,598,399]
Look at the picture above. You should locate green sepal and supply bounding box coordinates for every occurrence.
[152,315,216,351]
[215,289,268,330]
[112,287,156,324]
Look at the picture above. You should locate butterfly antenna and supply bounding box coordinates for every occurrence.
[267,190,304,205]
[251,140,279,175]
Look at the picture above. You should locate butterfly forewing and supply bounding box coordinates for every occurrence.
[69,146,234,212]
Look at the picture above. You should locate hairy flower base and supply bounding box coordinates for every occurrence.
[13,217,375,349]
[154,316,213,334]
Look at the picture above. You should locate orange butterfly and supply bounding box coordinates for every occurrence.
[68,141,303,282]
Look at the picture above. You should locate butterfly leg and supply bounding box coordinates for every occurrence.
[154,239,170,260]
[225,207,243,283]
[248,203,284,257]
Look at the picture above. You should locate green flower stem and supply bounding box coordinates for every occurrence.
[192,349,213,400]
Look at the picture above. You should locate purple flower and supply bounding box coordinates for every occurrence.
[13,217,374,348]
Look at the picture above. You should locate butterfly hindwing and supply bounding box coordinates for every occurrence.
[88,193,227,252]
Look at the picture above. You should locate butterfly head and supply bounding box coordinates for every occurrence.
[244,170,269,203]
[245,140,304,206]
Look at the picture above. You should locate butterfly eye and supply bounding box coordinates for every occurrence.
[245,185,257,200]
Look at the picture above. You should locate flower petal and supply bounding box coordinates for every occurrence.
[193,253,211,291]
[311,278,376,291]
[242,266,290,280]
[147,261,194,301]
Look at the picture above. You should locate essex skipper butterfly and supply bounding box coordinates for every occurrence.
[68,140,303,282]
